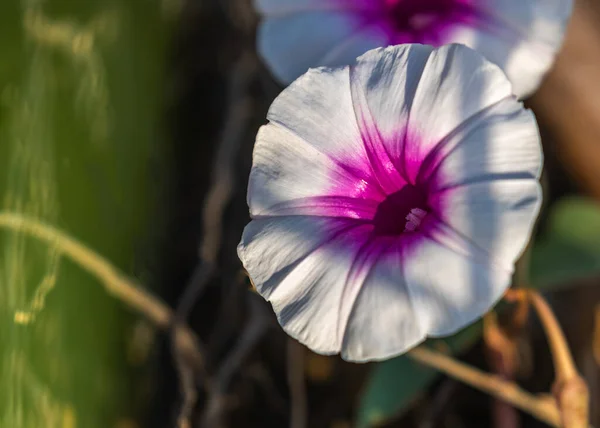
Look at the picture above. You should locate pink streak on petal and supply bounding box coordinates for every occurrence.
[261,195,379,219]
[321,218,426,281]
[316,193,449,345]
[349,73,410,193]
[320,122,444,238]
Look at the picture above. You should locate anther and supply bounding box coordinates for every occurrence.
[404,207,427,232]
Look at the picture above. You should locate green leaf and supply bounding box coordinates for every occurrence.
[357,196,600,427]
[529,196,600,288]
[356,324,482,428]
[0,1,170,427]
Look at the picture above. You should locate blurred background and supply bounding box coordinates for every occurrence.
[1,0,600,427]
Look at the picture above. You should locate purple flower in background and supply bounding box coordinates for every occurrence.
[238,44,542,362]
[256,0,572,97]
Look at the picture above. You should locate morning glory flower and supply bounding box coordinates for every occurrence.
[256,0,572,97]
[239,44,542,362]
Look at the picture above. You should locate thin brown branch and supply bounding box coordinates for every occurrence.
[200,52,255,265]
[287,339,307,428]
[170,51,257,428]
[172,262,214,428]
[170,42,256,428]
[417,379,459,428]
[527,291,577,382]
[173,348,197,428]
[483,240,533,428]
[201,296,270,428]
[407,346,561,427]
[505,288,590,427]
[526,290,590,428]
[484,312,521,428]
[594,304,600,367]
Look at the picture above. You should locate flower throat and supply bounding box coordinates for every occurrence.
[372,184,429,236]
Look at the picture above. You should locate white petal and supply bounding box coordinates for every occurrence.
[258,11,360,84]
[409,45,517,178]
[351,44,515,183]
[266,64,389,194]
[432,179,541,271]
[340,241,426,362]
[267,63,358,158]
[249,124,382,217]
[239,216,377,354]
[343,217,515,362]
[239,216,352,299]
[349,44,432,184]
[424,97,542,191]
[408,67,543,272]
[403,226,512,337]
[449,0,572,97]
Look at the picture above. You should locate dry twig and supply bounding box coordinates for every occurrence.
[417,379,459,428]
[201,295,270,427]
[528,291,589,428]
[287,339,307,428]
[484,312,522,428]
[505,289,590,427]
[170,48,256,428]
[408,346,561,427]
[200,52,255,265]
[172,262,214,428]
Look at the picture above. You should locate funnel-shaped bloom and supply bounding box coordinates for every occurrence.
[239,44,542,362]
[256,0,572,97]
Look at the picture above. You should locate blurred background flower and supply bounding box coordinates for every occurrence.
[256,0,572,97]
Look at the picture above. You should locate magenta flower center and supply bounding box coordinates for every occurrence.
[372,184,429,236]
[355,0,484,45]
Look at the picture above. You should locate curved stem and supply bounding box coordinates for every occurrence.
[526,290,577,382]
[505,288,590,427]
[0,211,204,372]
[287,339,307,428]
[408,347,561,427]
[525,290,589,428]
[483,312,521,428]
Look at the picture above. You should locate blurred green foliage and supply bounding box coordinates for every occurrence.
[358,196,600,427]
[530,197,600,287]
[358,323,482,428]
[0,1,170,427]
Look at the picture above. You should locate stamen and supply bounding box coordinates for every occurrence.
[404,207,427,232]
[372,185,428,236]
